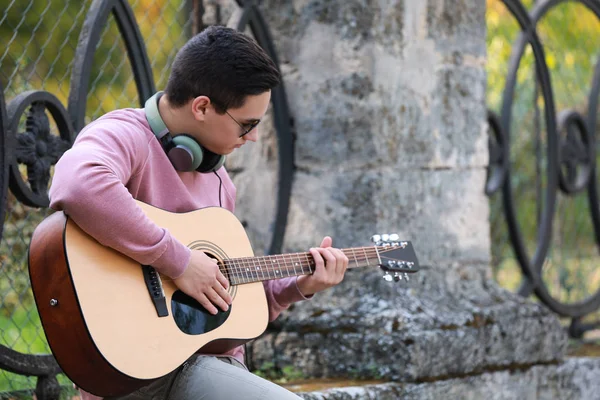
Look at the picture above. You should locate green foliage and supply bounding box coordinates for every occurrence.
[253,362,306,384]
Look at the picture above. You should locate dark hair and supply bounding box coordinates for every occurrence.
[165,26,281,114]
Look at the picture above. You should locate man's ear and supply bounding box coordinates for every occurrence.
[191,96,211,121]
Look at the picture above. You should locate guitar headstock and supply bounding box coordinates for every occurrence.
[372,234,420,282]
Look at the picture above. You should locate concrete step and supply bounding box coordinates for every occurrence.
[288,358,600,400]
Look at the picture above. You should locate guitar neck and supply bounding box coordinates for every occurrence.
[222,246,381,285]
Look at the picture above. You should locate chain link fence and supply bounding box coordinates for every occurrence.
[0,0,207,395]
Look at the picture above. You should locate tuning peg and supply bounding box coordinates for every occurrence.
[404,273,410,281]
[393,272,402,282]
[389,233,399,241]
[371,234,382,244]
[382,272,393,282]
[381,234,390,242]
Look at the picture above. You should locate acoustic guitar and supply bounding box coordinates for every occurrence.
[28,200,419,397]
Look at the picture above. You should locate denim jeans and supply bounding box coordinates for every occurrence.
[107,355,303,400]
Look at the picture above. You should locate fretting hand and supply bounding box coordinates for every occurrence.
[296,236,349,296]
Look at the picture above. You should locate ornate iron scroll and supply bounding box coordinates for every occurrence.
[7,91,74,208]
[486,109,507,196]
[0,84,8,242]
[68,0,156,132]
[490,0,600,322]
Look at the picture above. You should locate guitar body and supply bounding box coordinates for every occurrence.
[29,202,268,397]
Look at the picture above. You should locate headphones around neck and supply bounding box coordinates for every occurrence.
[144,91,226,173]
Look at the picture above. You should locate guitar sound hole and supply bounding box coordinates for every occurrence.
[171,290,231,335]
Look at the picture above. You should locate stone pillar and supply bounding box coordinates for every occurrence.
[229,0,567,383]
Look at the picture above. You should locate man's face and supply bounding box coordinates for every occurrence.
[194,90,271,155]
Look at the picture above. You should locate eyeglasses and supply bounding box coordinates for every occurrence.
[225,110,260,138]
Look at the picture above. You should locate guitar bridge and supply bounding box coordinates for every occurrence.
[142,265,169,317]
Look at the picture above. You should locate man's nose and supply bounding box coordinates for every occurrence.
[244,127,259,142]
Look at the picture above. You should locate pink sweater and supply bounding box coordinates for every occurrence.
[49,108,308,399]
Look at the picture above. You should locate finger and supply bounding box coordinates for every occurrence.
[310,248,325,275]
[207,287,230,312]
[323,247,338,265]
[196,293,218,315]
[317,248,337,276]
[320,236,332,248]
[216,268,230,290]
[213,280,233,305]
[332,248,349,272]
[320,248,345,284]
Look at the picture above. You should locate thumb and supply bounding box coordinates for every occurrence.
[320,236,332,248]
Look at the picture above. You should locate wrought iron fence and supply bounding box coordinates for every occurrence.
[486,0,600,337]
[0,0,599,398]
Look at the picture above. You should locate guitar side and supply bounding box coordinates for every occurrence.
[29,203,269,397]
[29,211,152,396]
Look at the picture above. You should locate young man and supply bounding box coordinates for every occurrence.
[49,26,348,400]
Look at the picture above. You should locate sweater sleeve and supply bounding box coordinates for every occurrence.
[263,277,312,322]
[49,119,190,279]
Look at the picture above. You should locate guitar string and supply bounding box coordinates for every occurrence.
[159,246,410,285]
[221,247,381,275]
[221,248,395,274]
[219,247,405,284]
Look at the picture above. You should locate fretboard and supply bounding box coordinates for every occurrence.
[221,246,381,286]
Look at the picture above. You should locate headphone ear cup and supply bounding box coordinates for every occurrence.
[169,135,204,171]
[145,92,225,173]
[196,151,226,173]
[210,155,226,172]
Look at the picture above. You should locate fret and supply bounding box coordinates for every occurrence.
[289,253,300,277]
[247,257,256,283]
[241,256,251,284]
[268,256,276,278]
[251,259,261,283]
[362,247,370,266]
[296,252,308,275]
[289,253,298,277]
[283,254,291,277]
[221,260,231,285]
[274,256,283,278]
[233,258,244,285]
[263,256,270,280]
[349,248,360,269]
[229,258,241,285]
[372,246,382,266]
[302,252,310,274]
[304,252,313,274]
[250,258,259,282]
[280,254,289,278]
[258,254,267,282]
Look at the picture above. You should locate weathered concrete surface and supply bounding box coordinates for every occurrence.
[295,358,600,400]
[227,0,490,268]
[248,267,566,381]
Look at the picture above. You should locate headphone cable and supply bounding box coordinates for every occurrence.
[213,170,223,207]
